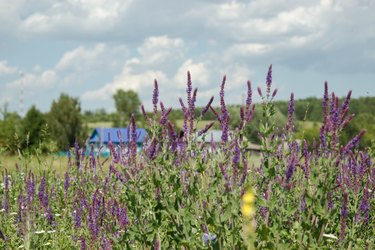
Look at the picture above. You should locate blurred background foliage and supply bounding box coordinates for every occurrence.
[0,90,374,154]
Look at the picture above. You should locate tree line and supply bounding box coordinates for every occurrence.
[0,90,374,154]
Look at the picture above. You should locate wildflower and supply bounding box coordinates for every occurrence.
[153,79,159,115]
[4,172,9,213]
[344,130,366,152]
[272,88,278,98]
[219,164,230,192]
[26,172,35,205]
[198,121,214,137]
[266,64,272,97]
[200,96,214,117]
[322,81,329,125]
[159,107,172,126]
[340,191,348,241]
[154,238,160,250]
[328,192,333,211]
[80,236,86,250]
[286,92,294,132]
[186,71,193,108]
[302,140,310,179]
[245,80,252,112]
[232,142,240,184]
[38,175,46,205]
[190,87,198,132]
[219,75,229,144]
[202,233,217,245]
[241,189,255,218]
[320,126,327,154]
[64,171,69,194]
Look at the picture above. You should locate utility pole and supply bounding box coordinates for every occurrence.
[19,71,24,117]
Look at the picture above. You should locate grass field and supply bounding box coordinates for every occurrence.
[0,153,113,176]
[0,150,261,176]
[86,121,113,129]
[298,120,321,129]
[175,119,216,130]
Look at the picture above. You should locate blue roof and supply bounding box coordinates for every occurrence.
[89,128,147,144]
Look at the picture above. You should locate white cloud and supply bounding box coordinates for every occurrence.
[138,36,185,65]
[174,59,210,89]
[21,0,134,34]
[56,43,127,71]
[12,70,57,89]
[82,35,188,101]
[227,43,272,56]
[1,0,375,113]
[82,68,167,101]
[0,61,17,75]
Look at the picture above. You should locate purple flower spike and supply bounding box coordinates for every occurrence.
[210,106,221,123]
[320,126,327,154]
[341,114,355,129]
[232,142,240,184]
[344,130,366,152]
[219,164,230,192]
[257,86,263,98]
[285,154,296,183]
[286,93,295,132]
[141,104,151,125]
[26,172,35,206]
[160,101,165,113]
[160,107,172,126]
[38,175,46,205]
[302,140,310,179]
[154,238,160,250]
[272,88,278,98]
[187,71,193,108]
[130,114,137,165]
[4,170,9,213]
[323,81,329,126]
[80,236,86,250]
[340,90,352,116]
[219,75,229,144]
[246,80,252,110]
[153,79,159,115]
[340,191,348,241]
[64,171,70,194]
[198,121,214,137]
[201,96,214,117]
[266,64,272,97]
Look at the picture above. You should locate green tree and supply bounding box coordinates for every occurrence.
[20,105,47,149]
[113,89,141,126]
[341,113,375,149]
[48,93,85,150]
[0,111,21,152]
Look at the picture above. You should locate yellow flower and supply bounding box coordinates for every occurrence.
[243,191,255,204]
[241,189,256,218]
[241,203,255,218]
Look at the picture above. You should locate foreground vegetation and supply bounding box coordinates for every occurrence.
[0,66,374,249]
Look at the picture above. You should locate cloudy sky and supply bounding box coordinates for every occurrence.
[1,0,374,115]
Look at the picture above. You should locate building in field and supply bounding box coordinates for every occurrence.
[197,129,261,154]
[88,127,148,156]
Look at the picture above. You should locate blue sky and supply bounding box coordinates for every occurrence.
[1,0,374,115]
